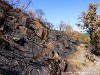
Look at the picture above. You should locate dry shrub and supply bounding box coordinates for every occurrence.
[72,31,82,42]
[72,31,90,44]
[64,25,73,38]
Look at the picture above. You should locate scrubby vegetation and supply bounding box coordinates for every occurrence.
[77,3,100,56]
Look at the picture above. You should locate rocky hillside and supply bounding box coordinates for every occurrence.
[0,1,100,75]
[0,1,76,75]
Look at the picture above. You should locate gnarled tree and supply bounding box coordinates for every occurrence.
[77,3,100,55]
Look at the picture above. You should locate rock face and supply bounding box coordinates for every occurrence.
[0,1,78,75]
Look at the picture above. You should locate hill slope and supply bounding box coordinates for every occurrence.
[0,1,100,75]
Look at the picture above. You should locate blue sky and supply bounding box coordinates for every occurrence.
[28,0,100,32]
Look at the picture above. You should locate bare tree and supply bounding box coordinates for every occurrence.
[5,0,32,10]
[35,9,45,20]
[59,21,66,31]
